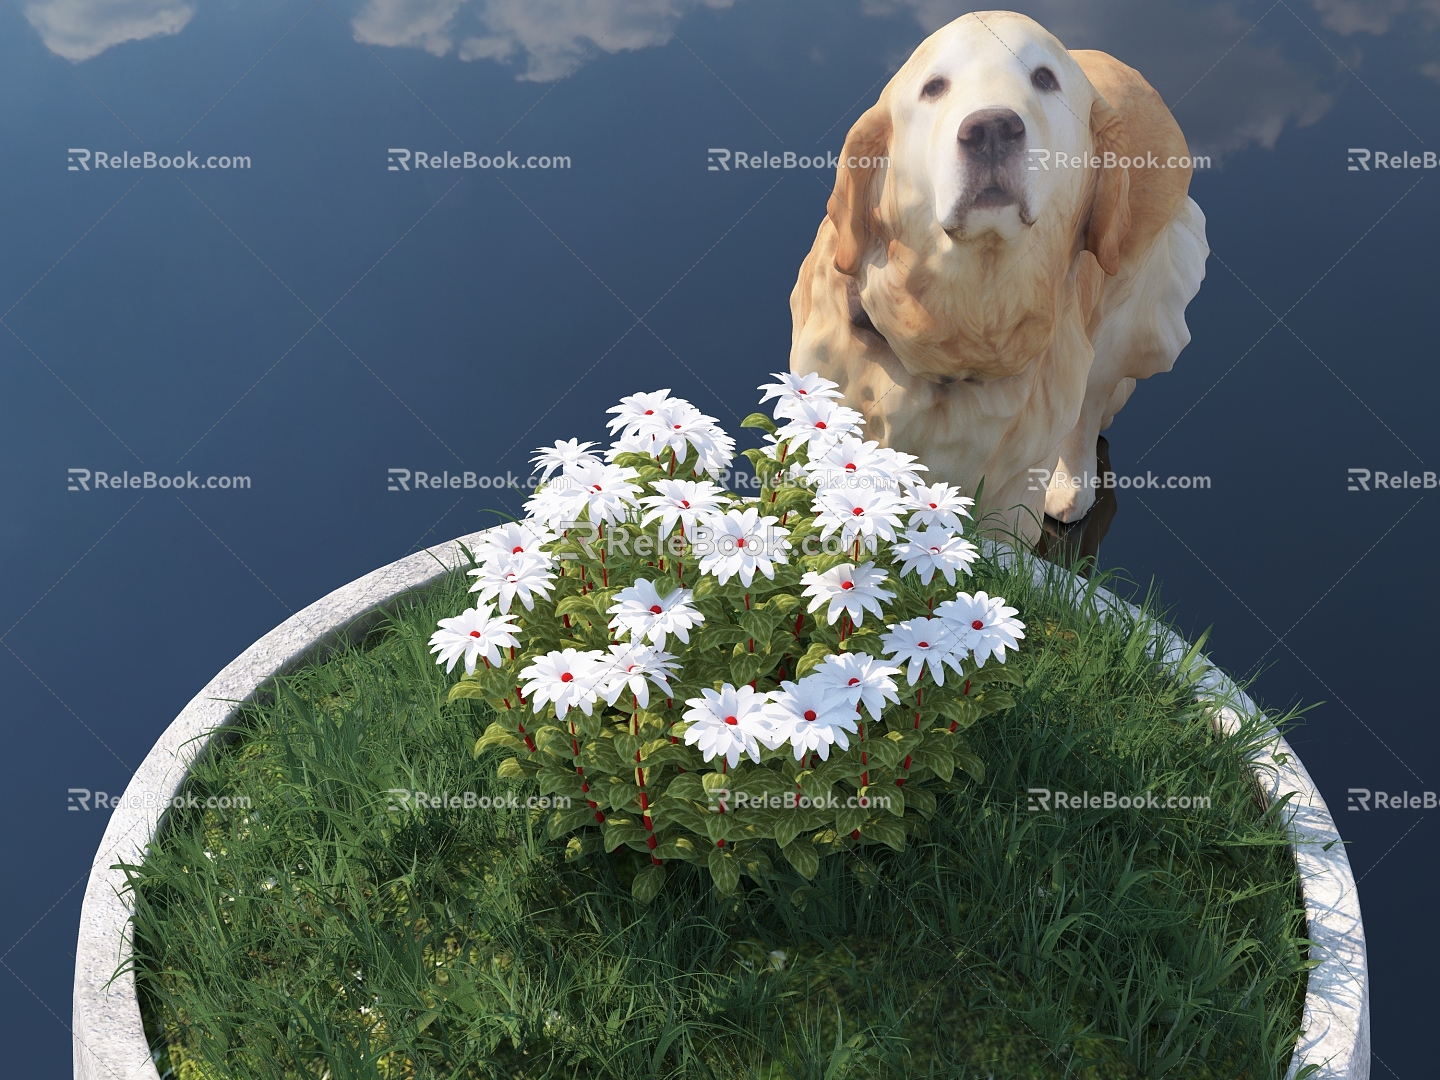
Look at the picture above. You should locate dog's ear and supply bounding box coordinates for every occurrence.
[1086,93,1131,276]
[828,104,891,276]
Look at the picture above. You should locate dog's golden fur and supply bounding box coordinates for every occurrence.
[790,11,1207,542]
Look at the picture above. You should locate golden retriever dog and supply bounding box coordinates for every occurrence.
[789,10,1207,543]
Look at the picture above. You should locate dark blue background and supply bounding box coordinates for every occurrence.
[2,0,1434,1073]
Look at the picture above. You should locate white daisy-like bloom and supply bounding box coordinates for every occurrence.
[758,371,844,419]
[696,507,791,587]
[812,652,902,721]
[681,683,775,769]
[428,604,521,675]
[881,617,967,686]
[905,482,975,532]
[468,551,555,613]
[477,520,556,562]
[771,397,865,453]
[935,592,1026,667]
[542,460,643,528]
[605,389,675,435]
[799,562,895,627]
[892,526,979,586]
[605,429,660,460]
[530,438,601,482]
[607,579,704,650]
[595,642,680,710]
[639,478,727,539]
[812,485,909,553]
[519,648,605,718]
[762,677,859,761]
[804,436,926,493]
[648,400,735,475]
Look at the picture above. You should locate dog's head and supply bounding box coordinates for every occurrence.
[828,11,1130,380]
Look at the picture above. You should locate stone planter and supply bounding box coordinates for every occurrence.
[73,533,1369,1080]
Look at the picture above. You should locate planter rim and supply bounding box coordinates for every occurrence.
[73,531,1369,1080]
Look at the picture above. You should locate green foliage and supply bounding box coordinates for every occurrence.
[128,558,1312,1080]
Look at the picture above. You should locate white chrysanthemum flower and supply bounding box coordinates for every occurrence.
[605,389,675,435]
[478,521,556,562]
[537,460,642,527]
[905,482,975,532]
[468,551,555,613]
[519,648,605,718]
[607,579,704,650]
[881,617,966,686]
[813,485,908,553]
[892,526,979,585]
[812,652,902,721]
[762,677,858,761]
[681,683,775,769]
[530,439,601,482]
[935,592,1026,667]
[696,507,791,587]
[804,436,926,493]
[428,605,521,675]
[799,562,895,626]
[639,478,727,539]
[646,400,734,474]
[596,643,680,710]
[772,397,865,452]
[758,371,844,419]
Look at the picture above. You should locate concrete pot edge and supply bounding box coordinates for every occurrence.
[72,534,1369,1080]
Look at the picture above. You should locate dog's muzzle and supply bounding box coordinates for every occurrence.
[942,107,1034,232]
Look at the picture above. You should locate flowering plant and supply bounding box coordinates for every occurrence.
[432,376,1024,901]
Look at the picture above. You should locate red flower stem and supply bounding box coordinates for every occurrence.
[569,718,605,823]
[897,686,922,786]
[633,697,661,864]
[857,706,869,787]
[948,679,971,733]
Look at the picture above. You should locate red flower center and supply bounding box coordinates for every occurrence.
[852,507,864,516]
[803,710,817,722]
[649,604,663,614]
[797,388,808,395]
[723,715,738,726]
[972,620,984,630]
[560,672,574,683]
[591,484,603,492]
[674,424,682,430]
[644,409,654,415]
[845,463,856,471]
[840,581,854,590]
[505,574,518,583]
[469,630,482,638]
[848,677,860,686]
[918,641,929,648]
[680,500,690,508]
[627,665,638,673]
[929,546,941,553]
[928,502,937,509]
[815,421,827,430]
[511,545,524,553]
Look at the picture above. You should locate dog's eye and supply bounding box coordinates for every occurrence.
[1031,66,1059,93]
[920,76,948,101]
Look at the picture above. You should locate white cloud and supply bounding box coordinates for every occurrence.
[25,0,193,62]
[863,0,1338,159]
[352,0,736,81]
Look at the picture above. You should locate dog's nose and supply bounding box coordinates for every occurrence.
[957,108,1026,161]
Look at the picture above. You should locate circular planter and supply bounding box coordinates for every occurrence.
[73,532,1370,1080]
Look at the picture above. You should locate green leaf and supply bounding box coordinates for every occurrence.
[740,412,778,434]
[781,840,820,879]
[772,812,804,851]
[953,751,985,783]
[496,757,531,780]
[708,847,741,894]
[904,784,938,819]
[731,651,764,686]
[863,816,907,851]
[835,806,865,836]
[653,835,702,861]
[631,863,666,903]
[473,723,527,757]
[795,641,834,679]
[603,825,649,853]
[664,773,706,801]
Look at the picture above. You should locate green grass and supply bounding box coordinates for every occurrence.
[126,552,1311,1080]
